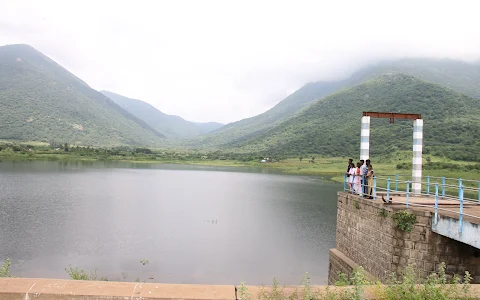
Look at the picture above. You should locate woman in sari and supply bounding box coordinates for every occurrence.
[354,162,362,195]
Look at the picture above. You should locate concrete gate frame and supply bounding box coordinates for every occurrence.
[360,112,423,195]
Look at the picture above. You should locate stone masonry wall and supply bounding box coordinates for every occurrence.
[328,249,376,284]
[329,192,480,284]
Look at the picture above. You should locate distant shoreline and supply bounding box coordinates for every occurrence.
[0,151,345,181]
[1,151,479,185]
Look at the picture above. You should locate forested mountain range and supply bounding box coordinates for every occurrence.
[101,91,223,138]
[218,74,480,161]
[1,43,479,161]
[184,58,480,161]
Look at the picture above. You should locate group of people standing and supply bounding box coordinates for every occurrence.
[346,158,374,199]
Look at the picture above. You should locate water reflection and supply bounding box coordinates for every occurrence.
[0,160,340,285]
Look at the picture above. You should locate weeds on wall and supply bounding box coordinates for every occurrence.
[379,208,389,218]
[354,200,360,209]
[0,259,11,278]
[391,210,417,232]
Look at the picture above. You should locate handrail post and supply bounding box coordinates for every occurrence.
[434,183,439,225]
[373,176,377,200]
[406,180,410,208]
[441,177,446,198]
[344,173,347,192]
[395,174,399,191]
[459,185,464,234]
[458,178,462,199]
[426,176,430,195]
[387,178,391,204]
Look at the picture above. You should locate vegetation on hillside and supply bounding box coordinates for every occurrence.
[1,45,479,163]
[0,44,165,147]
[183,58,480,152]
[101,90,223,138]
[349,58,480,98]
[222,74,480,162]
[184,81,344,147]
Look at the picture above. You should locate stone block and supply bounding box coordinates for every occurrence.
[450,257,460,265]
[445,245,453,255]
[424,262,434,272]
[436,244,444,253]
[405,241,413,249]
[422,252,432,261]
[416,251,423,260]
[417,216,430,225]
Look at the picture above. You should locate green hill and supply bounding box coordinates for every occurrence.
[0,44,164,146]
[185,81,344,147]
[349,58,480,98]
[224,74,480,161]
[186,58,480,149]
[101,91,223,138]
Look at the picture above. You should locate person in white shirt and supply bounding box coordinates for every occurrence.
[348,162,356,193]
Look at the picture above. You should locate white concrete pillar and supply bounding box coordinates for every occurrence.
[360,116,370,161]
[412,119,423,195]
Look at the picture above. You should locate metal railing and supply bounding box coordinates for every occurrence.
[343,173,480,232]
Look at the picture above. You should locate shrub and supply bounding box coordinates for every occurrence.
[392,210,417,232]
[65,265,108,281]
[0,259,11,277]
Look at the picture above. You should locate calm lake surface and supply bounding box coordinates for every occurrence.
[0,160,341,285]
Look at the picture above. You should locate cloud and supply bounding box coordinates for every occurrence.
[1,0,479,123]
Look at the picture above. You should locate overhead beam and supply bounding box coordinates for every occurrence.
[363,112,422,123]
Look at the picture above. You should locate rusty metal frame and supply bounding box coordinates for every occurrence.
[363,112,422,124]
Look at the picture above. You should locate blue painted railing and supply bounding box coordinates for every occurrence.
[343,173,480,233]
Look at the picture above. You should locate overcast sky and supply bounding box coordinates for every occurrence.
[1,0,479,123]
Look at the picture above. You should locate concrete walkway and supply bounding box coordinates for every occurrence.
[380,194,480,224]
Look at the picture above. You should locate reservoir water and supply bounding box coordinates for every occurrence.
[0,160,340,285]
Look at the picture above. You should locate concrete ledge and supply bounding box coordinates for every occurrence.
[432,215,480,249]
[0,278,235,300]
[329,248,376,284]
[1,278,480,300]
